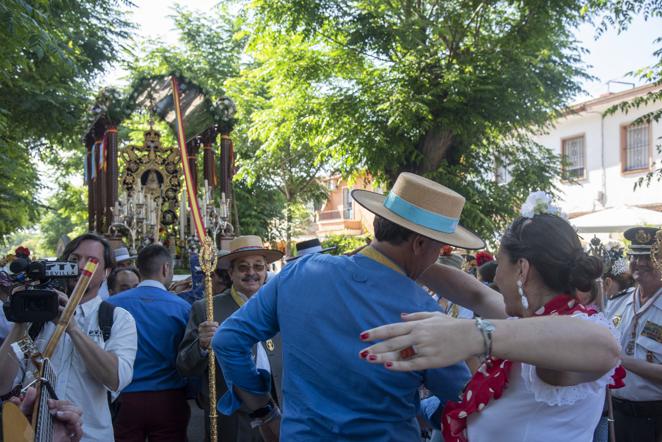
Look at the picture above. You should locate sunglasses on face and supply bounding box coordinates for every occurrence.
[235,263,266,273]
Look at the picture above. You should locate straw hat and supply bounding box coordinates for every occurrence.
[218,235,283,268]
[351,172,484,250]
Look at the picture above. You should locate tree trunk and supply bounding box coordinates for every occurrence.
[285,201,292,256]
[418,126,454,174]
[387,126,455,184]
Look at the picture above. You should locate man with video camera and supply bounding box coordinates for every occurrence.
[0,233,138,442]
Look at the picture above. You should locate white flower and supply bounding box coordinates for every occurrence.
[520,191,566,219]
[520,201,535,218]
[611,257,629,276]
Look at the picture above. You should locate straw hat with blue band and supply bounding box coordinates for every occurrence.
[351,172,485,250]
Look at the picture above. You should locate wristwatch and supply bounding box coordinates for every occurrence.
[249,399,276,419]
[249,399,281,429]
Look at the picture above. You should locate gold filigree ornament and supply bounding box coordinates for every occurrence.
[199,236,218,275]
[652,229,662,273]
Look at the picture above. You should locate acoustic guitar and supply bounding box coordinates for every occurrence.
[2,355,58,442]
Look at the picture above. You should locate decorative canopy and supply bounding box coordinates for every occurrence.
[84,73,236,142]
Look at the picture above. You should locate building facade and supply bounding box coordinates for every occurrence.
[533,84,662,217]
[313,174,378,237]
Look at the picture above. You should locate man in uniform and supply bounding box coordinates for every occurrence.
[612,226,662,442]
[176,235,283,441]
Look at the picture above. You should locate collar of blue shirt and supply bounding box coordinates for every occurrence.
[137,279,168,291]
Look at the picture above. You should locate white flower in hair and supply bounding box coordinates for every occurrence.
[520,191,565,219]
[611,257,630,276]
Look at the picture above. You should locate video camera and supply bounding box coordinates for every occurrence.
[2,257,78,323]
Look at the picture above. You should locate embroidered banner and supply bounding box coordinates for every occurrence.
[171,76,207,240]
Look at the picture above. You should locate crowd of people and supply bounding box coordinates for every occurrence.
[0,171,660,442]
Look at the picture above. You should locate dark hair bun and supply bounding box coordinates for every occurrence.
[569,254,603,292]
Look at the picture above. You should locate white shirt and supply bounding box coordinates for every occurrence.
[467,312,619,442]
[0,304,11,341]
[97,280,109,300]
[235,290,271,373]
[15,295,137,442]
[603,287,635,329]
[612,287,662,401]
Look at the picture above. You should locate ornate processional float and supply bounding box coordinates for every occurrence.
[82,74,237,442]
[83,74,237,257]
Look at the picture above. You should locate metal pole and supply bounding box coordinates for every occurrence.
[199,236,219,442]
[607,389,616,442]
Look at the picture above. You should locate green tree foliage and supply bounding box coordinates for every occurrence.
[227,32,339,248]
[239,0,585,240]
[234,178,286,241]
[39,183,88,255]
[0,0,132,240]
[0,146,40,240]
[321,234,370,255]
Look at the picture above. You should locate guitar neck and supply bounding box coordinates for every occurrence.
[32,359,57,442]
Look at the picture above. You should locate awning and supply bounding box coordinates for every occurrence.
[570,206,662,233]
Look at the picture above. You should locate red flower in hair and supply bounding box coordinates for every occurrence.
[15,246,30,258]
[475,251,493,266]
[441,245,454,256]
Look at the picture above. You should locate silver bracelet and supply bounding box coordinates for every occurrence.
[474,317,496,361]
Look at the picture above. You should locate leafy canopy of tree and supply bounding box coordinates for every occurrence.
[240,0,587,240]
[0,0,132,241]
[226,31,339,248]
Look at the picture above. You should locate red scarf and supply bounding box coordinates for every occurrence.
[441,295,626,442]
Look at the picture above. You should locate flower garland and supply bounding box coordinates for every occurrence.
[441,294,625,442]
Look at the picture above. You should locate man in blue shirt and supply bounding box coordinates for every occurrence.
[213,172,485,441]
[110,244,192,441]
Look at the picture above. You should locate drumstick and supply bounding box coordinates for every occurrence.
[42,258,99,359]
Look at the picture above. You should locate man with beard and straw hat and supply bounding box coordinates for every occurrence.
[177,235,283,442]
[612,226,662,442]
[213,172,484,440]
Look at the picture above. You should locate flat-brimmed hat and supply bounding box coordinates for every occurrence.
[352,172,484,249]
[113,246,136,263]
[624,226,660,256]
[286,238,336,262]
[218,235,283,268]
